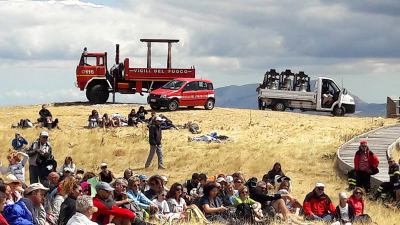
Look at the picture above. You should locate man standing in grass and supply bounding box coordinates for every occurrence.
[145,117,166,169]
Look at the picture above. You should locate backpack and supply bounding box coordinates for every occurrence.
[235,203,253,222]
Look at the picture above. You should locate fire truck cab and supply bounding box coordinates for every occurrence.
[75,39,196,104]
[147,78,215,111]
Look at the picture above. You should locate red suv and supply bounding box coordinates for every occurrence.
[147,78,215,111]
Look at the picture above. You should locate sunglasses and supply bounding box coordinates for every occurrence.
[317,187,324,191]
[355,192,362,195]
[240,191,249,194]
[176,188,183,191]
[234,180,243,184]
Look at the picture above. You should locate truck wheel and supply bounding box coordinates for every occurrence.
[168,100,179,111]
[150,104,161,110]
[274,102,286,111]
[204,99,215,110]
[333,106,345,117]
[86,84,109,104]
[258,99,265,110]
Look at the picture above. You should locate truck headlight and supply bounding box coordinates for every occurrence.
[160,94,167,98]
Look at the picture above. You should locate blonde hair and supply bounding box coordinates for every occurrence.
[353,187,366,201]
[7,150,22,163]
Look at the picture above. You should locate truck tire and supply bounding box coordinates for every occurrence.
[274,102,286,111]
[333,106,345,117]
[86,84,109,104]
[204,99,215,110]
[150,104,161,110]
[168,100,179,111]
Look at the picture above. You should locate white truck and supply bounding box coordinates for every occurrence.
[257,69,355,116]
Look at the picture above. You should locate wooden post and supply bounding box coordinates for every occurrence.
[167,42,172,69]
[147,42,151,68]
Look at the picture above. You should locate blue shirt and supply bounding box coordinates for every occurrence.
[12,137,28,150]
[126,189,153,210]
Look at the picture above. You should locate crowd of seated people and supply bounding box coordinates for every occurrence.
[87,107,177,130]
[0,153,381,225]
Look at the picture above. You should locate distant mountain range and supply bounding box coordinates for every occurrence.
[215,83,386,117]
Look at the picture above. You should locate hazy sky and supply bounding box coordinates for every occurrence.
[0,0,399,106]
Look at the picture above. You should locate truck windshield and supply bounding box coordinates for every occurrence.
[162,80,186,90]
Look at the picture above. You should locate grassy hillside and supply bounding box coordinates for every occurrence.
[0,104,399,224]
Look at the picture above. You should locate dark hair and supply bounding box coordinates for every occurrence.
[245,177,258,189]
[199,173,207,181]
[191,173,200,180]
[65,156,73,164]
[0,182,6,193]
[272,162,282,172]
[0,191,6,201]
[82,172,96,182]
[203,182,218,197]
[148,175,163,187]
[166,183,183,199]
[138,106,145,112]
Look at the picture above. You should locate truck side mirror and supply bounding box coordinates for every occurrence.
[343,88,348,95]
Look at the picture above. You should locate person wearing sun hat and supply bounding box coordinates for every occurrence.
[3,174,24,204]
[19,183,49,225]
[303,182,336,222]
[27,131,53,184]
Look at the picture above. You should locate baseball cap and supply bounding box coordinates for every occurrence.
[216,177,226,183]
[339,192,348,199]
[139,174,148,181]
[155,116,165,122]
[360,139,368,145]
[315,182,325,188]
[95,182,115,192]
[226,176,234,183]
[100,163,107,168]
[40,131,49,137]
[25,183,49,194]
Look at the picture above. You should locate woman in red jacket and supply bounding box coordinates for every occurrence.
[347,187,371,223]
[353,140,379,192]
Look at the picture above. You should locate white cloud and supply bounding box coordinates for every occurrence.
[0,0,399,104]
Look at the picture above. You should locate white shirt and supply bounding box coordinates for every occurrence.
[152,199,170,214]
[66,212,98,225]
[339,203,350,222]
[167,198,186,213]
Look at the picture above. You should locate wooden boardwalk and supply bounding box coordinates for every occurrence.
[337,124,400,187]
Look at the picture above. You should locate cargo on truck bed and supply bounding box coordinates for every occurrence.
[257,69,355,116]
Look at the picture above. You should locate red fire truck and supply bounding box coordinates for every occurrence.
[75,39,195,104]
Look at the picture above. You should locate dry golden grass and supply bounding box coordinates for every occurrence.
[0,103,399,224]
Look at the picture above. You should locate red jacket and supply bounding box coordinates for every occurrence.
[0,214,9,225]
[92,195,135,225]
[303,191,336,217]
[347,195,364,216]
[354,148,379,171]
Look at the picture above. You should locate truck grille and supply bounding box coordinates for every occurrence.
[150,94,161,98]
